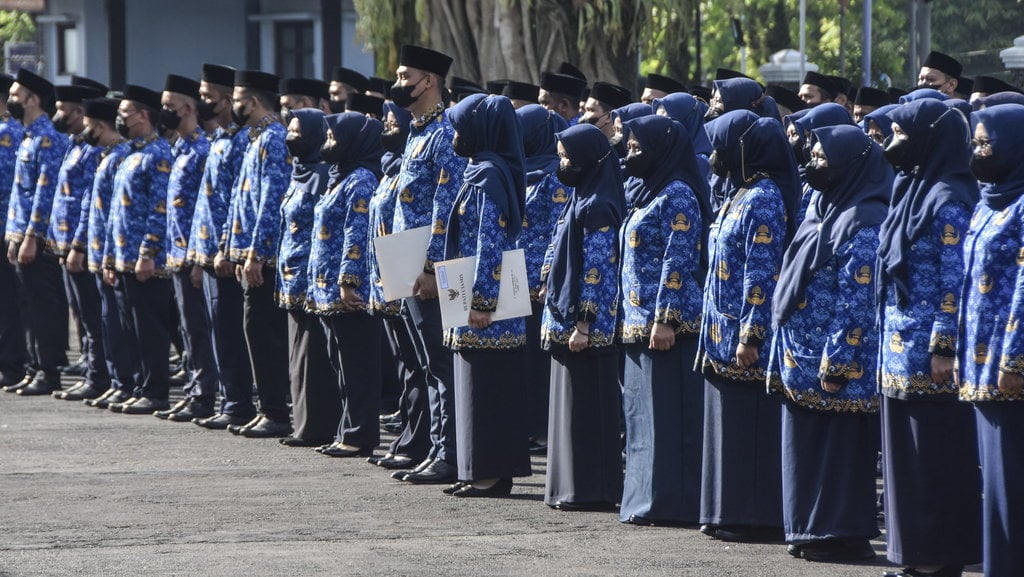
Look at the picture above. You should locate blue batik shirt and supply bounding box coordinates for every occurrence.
[767,227,881,413]
[165,127,209,270]
[0,114,25,239]
[619,180,704,342]
[335,168,380,312]
[47,136,101,255]
[392,105,467,271]
[517,174,570,299]
[880,203,970,400]
[103,132,173,273]
[222,117,290,263]
[367,173,402,316]
[189,125,248,267]
[275,171,320,310]
[958,199,1024,402]
[4,114,68,244]
[697,179,787,384]
[73,142,129,273]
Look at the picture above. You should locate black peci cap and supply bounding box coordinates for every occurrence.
[645,73,685,94]
[486,80,508,95]
[887,87,908,104]
[956,76,974,95]
[540,72,586,99]
[122,84,162,110]
[71,75,108,93]
[346,92,386,116]
[82,97,119,123]
[765,85,806,113]
[398,45,453,78]
[854,86,889,108]
[164,74,200,100]
[202,63,236,87]
[55,85,104,104]
[921,51,963,79]
[331,67,369,92]
[557,62,587,83]
[0,73,13,95]
[589,81,632,109]
[502,80,540,102]
[972,75,1022,96]
[827,75,852,96]
[234,70,280,94]
[15,68,55,102]
[279,77,329,101]
[715,68,752,82]
[688,85,712,105]
[801,71,840,99]
[368,76,390,97]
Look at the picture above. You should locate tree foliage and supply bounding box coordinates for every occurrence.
[0,10,34,45]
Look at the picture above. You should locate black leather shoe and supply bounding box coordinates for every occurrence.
[17,378,61,396]
[404,459,458,484]
[62,384,108,401]
[154,399,189,420]
[239,417,292,438]
[787,544,802,558]
[53,381,85,399]
[108,396,139,412]
[800,538,876,563]
[452,478,513,498]
[713,525,785,543]
[228,415,263,435]
[195,413,255,430]
[2,374,33,393]
[883,567,964,577]
[320,443,373,458]
[279,436,334,447]
[378,410,401,425]
[121,397,170,415]
[699,524,718,537]
[60,359,87,376]
[375,456,416,470]
[390,457,434,480]
[167,400,215,422]
[168,368,189,387]
[89,389,126,408]
[551,501,618,512]
[528,441,548,455]
[442,481,468,495]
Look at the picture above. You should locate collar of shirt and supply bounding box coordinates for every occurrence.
[24,114,52,138]
[248,114,279,142]
[131,131,160,150]
[412,102,446,129]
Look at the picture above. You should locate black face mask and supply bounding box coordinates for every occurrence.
[790,139,809,165]
[582,113,607,127]
[804,161,836,192]
[285,134,317,161]
[320,139,344,164]
[51,114,71,134]
[231,102,250,126]
[556,162,584,187]
[380,130,406,153]
[917,82,943,92]
[709,150,729,177]
[883,135,911,169]
[159,109,182,132]
[623,150,653,178]
[115,116,131,138]
[82,127,101,147]
[451,134,477,158]
[328,100,346,115]
[197,100,218,122]
[970,152,1011,183]
[390,76,425,110]
[7,101,25,122]
[611,137,627,160]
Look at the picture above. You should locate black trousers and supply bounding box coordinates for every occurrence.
[63,267,85,356]
[66,268,110,388]
[202,270,254,417]
[403,296,456,465]
[12,247,66,380]
[0,255,25,381]
[118,273,173,400]
[384,311,431,461]
[98,274,137,393]
[242,265,289,421]
[323,312,382,449]
[288,310,341,440]
[171,269,219,401]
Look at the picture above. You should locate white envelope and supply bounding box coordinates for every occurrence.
[372,226,432,301]
[434,249,532,330]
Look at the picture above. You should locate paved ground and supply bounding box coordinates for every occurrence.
[0,374,980,577]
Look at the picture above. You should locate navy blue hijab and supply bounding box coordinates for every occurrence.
[863,104,899,139]
[878,99,979,305]
[289,108,330,196]
[653,92,712,157]
[546,123,625,324]
[773,126,892,325]
[325,112,385,189]
[706,110,802,239]
[972,103,1024,210]
[973,92,1024,110]
[447,94,526,243]
[381,101,413,178]
[516,103,567,186]
[790,103,854,179]
[612,103,654,205]
[713,78,779,119]
[899,88,949,104]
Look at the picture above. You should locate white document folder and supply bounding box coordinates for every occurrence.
[434,249,532,330]
[372,226,432,301]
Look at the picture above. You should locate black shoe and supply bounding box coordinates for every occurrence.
[699,524,718,537]
[90,389,127,408]
[53,381,85,399]
[390,457,436,481]
[239,417,292,438]
[382,422,402,434]
[167,400,215,422]
[452,478,513,498]
[319,443,373,458]
[279,436,334,447]
[121,397,170,415]
[378,410,401,425]
[375,456,417,470]
[787,544,802,558]
[108,396,139,412]
[2,374,33,393]
[60,360,87,376]
[228,415,263,435]
[528,441,548,455]
[168,368,189,387]
[442,481,467,495]
[883,567,964,577]
[404,459,458,484]
[62,384,108,401]
[800,538,876,563]
[551,501,619,512]
[154,399,189,420]
[16,378,61,396]
[713,525,785,543]
[195,413,255,430]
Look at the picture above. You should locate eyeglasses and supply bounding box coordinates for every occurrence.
[970,138,992,151]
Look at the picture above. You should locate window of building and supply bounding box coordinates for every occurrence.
[275,20,314,79]
[56,22,79,76]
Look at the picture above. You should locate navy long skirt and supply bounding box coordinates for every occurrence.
[782,402,880,543]
[523,300,551,441]
[545,351,623,507]
[453,349,532,481]
[975,401,1024,577]
[288,310,341,441]
[620,338,703,523]
[700,377,783,528]
[882,395,981,567]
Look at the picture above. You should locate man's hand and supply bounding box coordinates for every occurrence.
[243,257,263,287]
[649,322,675,351]
[190,264,204,289]
[6,241,16,265]
[931,354,954,386]
[135,257,155,282]
[103,269,117,286]
[468,309,492,330]
[67,250,86,274]
[341,285,365,310]
[214,252,234,278]
[413,271,437,300]
[17,236,37,265]
[735,342,759,369]
[997,370,1024,397]
[820,380,843,394]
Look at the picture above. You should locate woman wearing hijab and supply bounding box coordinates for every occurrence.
[864,104,899,146]
[768,125,890,562]
[785,103,854,223]
[441,94,531,497]
[617,115,710,526]
[514,104,570,456]
[275,108,341,447]
[697,110,799,542]
[541,123,624,511]
[610,103,653,209]
[366,101,431,470]
[311,112,385,458]
[959,103,1024,577]
[878,98,981,577]
[652,92,712,183]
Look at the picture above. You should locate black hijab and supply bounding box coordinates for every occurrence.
[877,98,979,305]
[516,103,566,186]
[972,103,1024,210]
[289,108,330,196]
[324,112,385,189]
[381,101,412,178]
[773,125,892,325]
